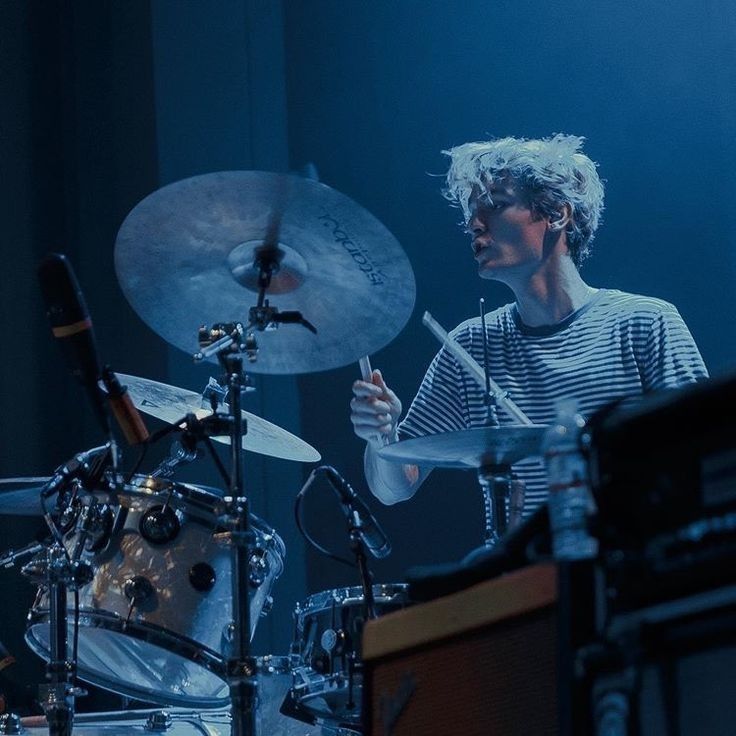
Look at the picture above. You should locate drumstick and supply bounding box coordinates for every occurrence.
[358,355,389,445]
[422,311,534,426]
[359,355,373,382]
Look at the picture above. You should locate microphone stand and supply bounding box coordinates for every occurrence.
[346,509,378,621]
[342,506,378,721]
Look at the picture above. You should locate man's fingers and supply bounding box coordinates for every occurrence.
[352,418,395,435]
[352,380,383,398]
[350,397,392,415]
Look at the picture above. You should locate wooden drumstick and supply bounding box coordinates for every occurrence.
[358,355,389,446]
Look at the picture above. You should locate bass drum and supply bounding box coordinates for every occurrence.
[25,476,285,708]
[289,584,408,728]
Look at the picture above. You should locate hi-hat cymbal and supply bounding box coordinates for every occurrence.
[0,478,49,516]
[377,426,547,469]
[118,374,320,463]
[115,171,416,374]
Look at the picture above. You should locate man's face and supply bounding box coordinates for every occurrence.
[466,181,551,280]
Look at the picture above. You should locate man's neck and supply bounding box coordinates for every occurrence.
[512,257,596,327]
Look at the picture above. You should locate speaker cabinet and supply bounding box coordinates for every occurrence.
[362,564,558,736]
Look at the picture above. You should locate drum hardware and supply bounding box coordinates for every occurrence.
[144,710,172,732]
[29,462,118,736]
[378,426,544,546]
[25,475,286,707]
[138,504,181,545]
[288,469,398,731]
[417,310,546,546]
[285,585,409,731]
[477,465,526,547]
[0,172,415,734]
[149,438,201,481]
[477,297,502,428]
[33,544,88,736]
[176,203,328,735]
[0,713,22,735]
[0,542,47,571]
[122,576,156,624]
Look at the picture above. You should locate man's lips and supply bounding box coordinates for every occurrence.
[473,240,493,259]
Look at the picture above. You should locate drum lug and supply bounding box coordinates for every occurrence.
[144,710,172,732]
[139,505,181,545]
[0,713,23,735]
[259,595,274,618]
[248,548,270,588]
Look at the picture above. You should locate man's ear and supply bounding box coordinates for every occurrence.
[548,203,572,231]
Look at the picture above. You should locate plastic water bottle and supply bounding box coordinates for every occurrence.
[543,399,598,560]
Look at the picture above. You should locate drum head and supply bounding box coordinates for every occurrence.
[26,619,229,707]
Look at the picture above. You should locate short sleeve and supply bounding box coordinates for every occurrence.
[638,304,708,391]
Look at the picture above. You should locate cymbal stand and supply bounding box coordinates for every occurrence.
[478,464,512,547]
[220,352,259,736]
[477,464,525,548]
[193,245,316,736]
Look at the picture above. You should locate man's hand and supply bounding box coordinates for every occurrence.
[350,369,402,447]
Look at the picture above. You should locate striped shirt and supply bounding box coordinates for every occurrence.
[398,289,708,514]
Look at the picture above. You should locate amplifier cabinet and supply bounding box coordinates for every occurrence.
[362,564,558,736]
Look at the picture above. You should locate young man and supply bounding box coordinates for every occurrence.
[350,134,707,512]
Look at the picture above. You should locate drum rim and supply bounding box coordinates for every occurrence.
[100,474,287,553]
[26,608,230,707]
[297,583,408,615]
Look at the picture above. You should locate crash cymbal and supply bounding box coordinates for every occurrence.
[377,426,547,469]
[0,478,49,515]
[115,171,416,374]
[118,373,321,463]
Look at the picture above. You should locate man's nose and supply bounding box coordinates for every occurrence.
[469,215,485,236]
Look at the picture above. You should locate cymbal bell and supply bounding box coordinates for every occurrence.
[115,171,416,374]
[117,373,320,463]
[377,426,546,469]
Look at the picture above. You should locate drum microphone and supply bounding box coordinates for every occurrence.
[37,253,110,436]
[323,466,391,559]
[102,367,150,446]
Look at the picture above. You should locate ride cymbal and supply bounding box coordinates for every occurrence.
[115,171,415,374]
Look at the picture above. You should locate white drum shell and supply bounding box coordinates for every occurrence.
[25,477,285,707]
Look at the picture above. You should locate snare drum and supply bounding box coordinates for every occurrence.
[25,475,285,708]
[290,584,408,727]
